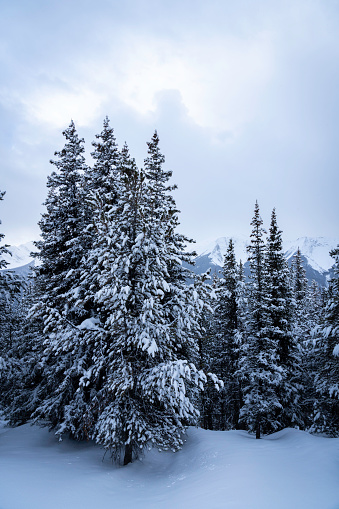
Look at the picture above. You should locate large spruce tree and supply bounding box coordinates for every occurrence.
[89,132,215,464]
[31,121,93,437]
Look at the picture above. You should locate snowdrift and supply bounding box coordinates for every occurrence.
[0,424,338,509]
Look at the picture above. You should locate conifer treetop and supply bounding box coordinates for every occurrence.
[0,190,10,269]
[50,120,86,174]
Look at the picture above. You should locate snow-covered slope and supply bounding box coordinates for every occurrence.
[195,236,338,271]
[2,241,36,269]
[192,236,338,285]
[284,237,337,273]
[195,235,249,266]
[0,423,338,509]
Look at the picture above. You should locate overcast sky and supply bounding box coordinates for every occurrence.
[1,0,339,247]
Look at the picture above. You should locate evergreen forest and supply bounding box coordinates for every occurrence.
[0,119,338,465]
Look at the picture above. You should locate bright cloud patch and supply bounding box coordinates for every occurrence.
[23,87,103,128]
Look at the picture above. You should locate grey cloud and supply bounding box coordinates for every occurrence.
[1,0,339,247]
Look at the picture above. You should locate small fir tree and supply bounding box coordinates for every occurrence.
[1,279,44,425]
[291,247,309,341]
[209,239,243,429]
[301,280,323,429]
[313,246,339,435]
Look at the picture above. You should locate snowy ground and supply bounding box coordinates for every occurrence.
[0,422,338,509]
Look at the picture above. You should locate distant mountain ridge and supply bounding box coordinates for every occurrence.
[1,241,36,278]
[2,241,36,269]
[2,237,338,287]
[192,236,338,287]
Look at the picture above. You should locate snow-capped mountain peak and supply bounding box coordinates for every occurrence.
[283,237,337,273]
[196,235,249,266]
[196,235,337,273]
[192,235,338,286]
[2,236,338,286]
[2,241,36,269]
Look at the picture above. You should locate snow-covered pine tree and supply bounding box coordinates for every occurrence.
[0,190,22,412]
[236,259,247,338]
[299,280,323,429]
[307,281,323,330]
[0,191,21,343]
[195,270,216,430]
[263,209,302,429]
[239,202,281,438]
[91,133,216,464]
[290,248,320,427]
[72,140,131,441]
[87,116,120,196]
[31,121,94,437]
[80,116,122,309]
[209,238,243,430]
[313,245,339,435]
[291,247,308,334]
[0,190,9,270]
[0,278,45,425]
[142,131,202,358]
[0,189,10,380]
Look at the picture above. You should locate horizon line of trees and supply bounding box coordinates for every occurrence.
[0,119,338,465]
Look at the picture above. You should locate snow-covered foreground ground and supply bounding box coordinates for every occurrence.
[1,423,338,509]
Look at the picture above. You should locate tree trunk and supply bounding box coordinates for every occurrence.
[256,416,261,439]
[124,443,133,465]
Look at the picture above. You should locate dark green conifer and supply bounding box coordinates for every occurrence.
[32,121,92,437]
[239,202,281,438]
[210,239,243,429]
[264,209,302,428]
[313,246,339,435]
